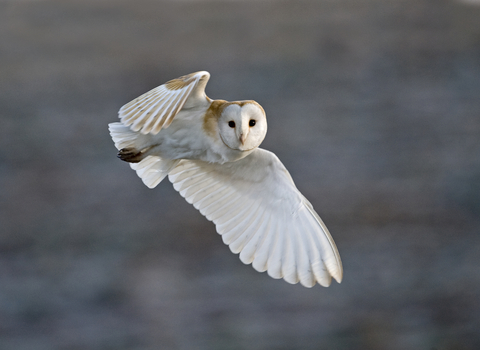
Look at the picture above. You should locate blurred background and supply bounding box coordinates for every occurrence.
[1,0,479,349]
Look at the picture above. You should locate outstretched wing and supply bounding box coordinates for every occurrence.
[168,148,343,288]
[119,71,211,134]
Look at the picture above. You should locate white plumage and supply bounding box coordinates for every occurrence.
[108,71,342,287]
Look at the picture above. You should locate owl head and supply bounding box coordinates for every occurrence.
[217,101,267,152]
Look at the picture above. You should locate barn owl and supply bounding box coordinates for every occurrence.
[108,71,342,288]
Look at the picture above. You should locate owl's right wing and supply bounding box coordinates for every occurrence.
[168,148,343,288]
[118,71,210,135]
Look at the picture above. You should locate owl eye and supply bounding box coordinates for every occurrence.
[249,119,256,127]
[228,121,235,128]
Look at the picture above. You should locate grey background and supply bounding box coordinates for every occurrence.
[1,0,479,349]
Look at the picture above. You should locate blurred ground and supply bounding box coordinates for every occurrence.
[1,0,480,349]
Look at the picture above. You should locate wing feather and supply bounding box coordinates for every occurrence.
[121,90,168,126]
[183,177,219,202]
[294,224,315,287]
[121,89,163,114]
[118,71,210,135]
[251,216,278,273]
[266,212,286,280]
[227,200,265,254]
[282,205,299,285]
[162,82,196,129]
[208,193,244,223]
[149,93,178,131]
[200,188,237,218]
[124,90,167,126]
[217,200,257,240]
[137,94,171,133]
[192,183,229,209]
[167,149,343,287]
[239,209,271,265]
[176,171,214,191]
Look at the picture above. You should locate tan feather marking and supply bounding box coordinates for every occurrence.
[164,72,198,91]
[240,100,265,115]
[225,100,265,114]
[203,100,227,138]
[164,83,195,128]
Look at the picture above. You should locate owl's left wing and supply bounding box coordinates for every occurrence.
[118,71,210,134]
[168,148,343,288]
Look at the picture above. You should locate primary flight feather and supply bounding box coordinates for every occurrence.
[108,71,343,287]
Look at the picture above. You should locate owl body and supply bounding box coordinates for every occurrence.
[116,99,262,164]
[131,108,217,162]
[108,71,343,288]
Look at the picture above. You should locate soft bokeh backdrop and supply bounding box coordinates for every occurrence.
[1,0,479,349]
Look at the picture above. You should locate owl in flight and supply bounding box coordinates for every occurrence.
[108,71,342,288]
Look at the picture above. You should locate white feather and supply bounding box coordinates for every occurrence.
[119,71,210,135]
[167,149,343,287]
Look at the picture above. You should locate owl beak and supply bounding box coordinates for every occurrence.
[238,127,249,145]
[239,133,246,145]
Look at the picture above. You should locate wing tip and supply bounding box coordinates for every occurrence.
[332,270,343,284]
[193,70,210,79]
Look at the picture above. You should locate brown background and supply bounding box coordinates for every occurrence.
[1,0,479,349]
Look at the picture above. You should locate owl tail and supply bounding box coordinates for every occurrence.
[108,122,179,189]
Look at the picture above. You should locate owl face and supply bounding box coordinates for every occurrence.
[218,102,267,152]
